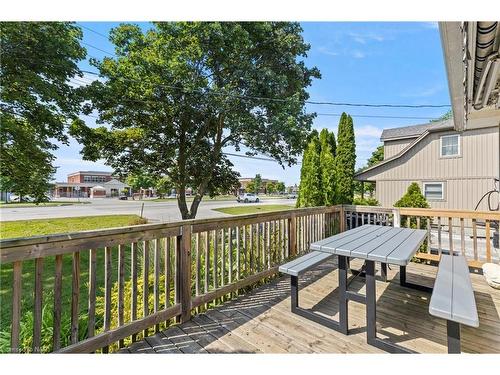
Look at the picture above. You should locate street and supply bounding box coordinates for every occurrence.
[0,197,296,222]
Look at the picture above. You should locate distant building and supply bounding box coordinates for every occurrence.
[237,177,279,195]
[53,171,130,198]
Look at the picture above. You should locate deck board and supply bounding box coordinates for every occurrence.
[126,259,500,354]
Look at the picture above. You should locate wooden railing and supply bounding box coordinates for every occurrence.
[0,205,341,354]
[343,205,500,268]
[1,204,498,354]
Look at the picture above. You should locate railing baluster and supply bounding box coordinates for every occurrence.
[33,257,43,353]
[130,242,138,342]
[249,224,254,272]
[103,246,112,353]
[242,224,247,275]
[11,261,22,353]
[486,220,491,263]
[266,221,271,268]
[221,228,226,287]
[256,223,261,272]
[118,244,125,348]
[153,239,160,333]
[427,217,431,252]
[472,219,478,261]
[416,216,421,229]
[213,229,218,290]
[236,226,241,281]
[165,238,171,309]
[87,249,97,340]
[228,227,233,284]
[142,241,149,337]
[204,232,209,295]
[448,217,453,255]
[53,255,63,351]
[195,232,201,296]
[460,218,465,256]
[437,217,442,255]
[71,251,80,345]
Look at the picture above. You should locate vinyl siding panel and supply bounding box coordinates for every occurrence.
[368,126,499,210]
[384,139,414,159]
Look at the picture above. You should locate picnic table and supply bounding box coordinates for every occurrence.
[311,224,428,353]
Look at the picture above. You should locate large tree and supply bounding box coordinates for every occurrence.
[336,113,356,204]
[71,22,320,219]
[0,22,86,201]
[319,128,337,205]
[296,136,322,207]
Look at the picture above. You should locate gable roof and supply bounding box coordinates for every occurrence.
[356,119,454,181]
[380,119,454,141]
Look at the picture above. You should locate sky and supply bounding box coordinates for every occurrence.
[54,22,451,186]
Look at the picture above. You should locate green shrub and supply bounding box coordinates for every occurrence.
[394,182,430,229]
[128,217,148,226]
[353,197,379,206]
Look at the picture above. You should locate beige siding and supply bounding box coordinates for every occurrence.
[384,138,413,159]
[367,126,499,210]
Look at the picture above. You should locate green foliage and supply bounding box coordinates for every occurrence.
[431,110,452,123]
[0,22,85,201]
[71,22,320,219]
[126,172,157,192]
[155,176,174,198]
[354,145,383,198]
[266,181,277,194]
[252,174,262,194]
[319,129,337,205]
[353,197,379,206]
[275,182,286,194]
[336,113,356,204]
[394,182,430,227]
[297,136,322,207]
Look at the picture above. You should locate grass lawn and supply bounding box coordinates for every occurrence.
[0,214,148,344]
[0,214,146,239]
[213,204,295,215]
[0,201,88,208]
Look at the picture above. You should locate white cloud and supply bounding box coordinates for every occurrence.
[349,32,386,44]
[352,50,366,59]
[317,46,339,57]
[55,157,108,168]
[355,125,383,139]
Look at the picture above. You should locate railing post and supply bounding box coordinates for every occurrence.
[289,214,297,257]
[392,208,401,228]
[176,223,192,323]
[339,205,346,233]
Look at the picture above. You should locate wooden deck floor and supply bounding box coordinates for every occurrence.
[122,259,500,354]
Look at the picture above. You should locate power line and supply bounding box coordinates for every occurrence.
[77,23,109,40]
[315,113,439,120]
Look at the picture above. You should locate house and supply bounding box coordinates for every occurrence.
[355,22,500,211]
[53,171,130,198]
[354,119,499,210]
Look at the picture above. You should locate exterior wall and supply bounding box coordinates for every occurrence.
[67,172,112,183]
[383,138,413,159]
[363,126,499,210]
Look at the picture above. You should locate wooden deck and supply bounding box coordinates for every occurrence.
[122,259,500,354]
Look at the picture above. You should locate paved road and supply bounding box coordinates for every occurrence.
[0,198,296,222]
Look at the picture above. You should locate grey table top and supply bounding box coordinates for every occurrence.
[310,224,428,266]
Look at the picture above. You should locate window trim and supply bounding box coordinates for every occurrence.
[422,181,445,201]
[439,134,460,158]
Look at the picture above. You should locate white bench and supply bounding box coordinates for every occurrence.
[429,254,479,353]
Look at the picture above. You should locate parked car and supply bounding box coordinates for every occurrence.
[237,193,260,203]
[9,195,35,203]
[118,195,128,200]
[287,193,298,199]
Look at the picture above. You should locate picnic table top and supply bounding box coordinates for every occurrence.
[310,224,427,266]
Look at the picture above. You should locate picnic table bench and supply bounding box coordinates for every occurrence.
[279,224,480,353]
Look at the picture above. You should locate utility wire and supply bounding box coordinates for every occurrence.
[77,23,110,40]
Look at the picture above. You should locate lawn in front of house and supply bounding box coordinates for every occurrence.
[0,214,146,239]
[0,214,148,346]
[213,204,294,215]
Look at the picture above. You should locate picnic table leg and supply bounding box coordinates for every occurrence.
[338,255,348,334]
[291,275,299,311]
[447,320,461,354]
[366,260,377,343]
[381,263,388,282]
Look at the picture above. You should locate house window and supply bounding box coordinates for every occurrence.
[423,182,444,200]
[83,176,91,182]
[440,134,460,157]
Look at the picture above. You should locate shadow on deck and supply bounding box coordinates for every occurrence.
[121,259,500,354]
